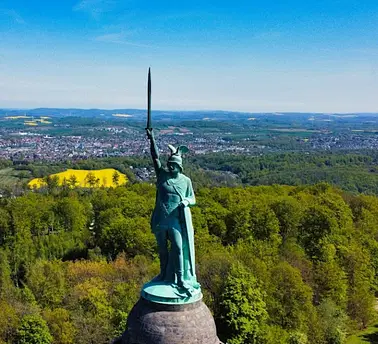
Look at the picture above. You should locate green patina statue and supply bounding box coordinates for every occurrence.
[141,69,201,304]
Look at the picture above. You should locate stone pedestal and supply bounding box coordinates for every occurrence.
[141,280,202,304]
[120,298,222,344]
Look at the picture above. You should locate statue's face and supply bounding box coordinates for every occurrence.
[167,162,180,175]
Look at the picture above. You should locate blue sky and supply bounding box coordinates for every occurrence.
[0,0,378,112]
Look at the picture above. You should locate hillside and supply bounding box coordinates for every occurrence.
[0,183,377,343]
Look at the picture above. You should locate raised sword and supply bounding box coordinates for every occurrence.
[146,68,152,131]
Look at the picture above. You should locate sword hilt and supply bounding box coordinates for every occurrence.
[146,127,153,140]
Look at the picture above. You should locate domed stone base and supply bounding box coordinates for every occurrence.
[120,298,222,344]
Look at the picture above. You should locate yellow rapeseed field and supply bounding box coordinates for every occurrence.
[24,121,38,126]
[28,168,127,189]
[39,119,52,124]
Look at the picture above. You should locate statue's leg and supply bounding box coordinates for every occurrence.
[155,230,168,281]
[169,227,188,288]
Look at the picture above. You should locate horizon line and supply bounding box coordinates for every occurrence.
[0,107,378,115]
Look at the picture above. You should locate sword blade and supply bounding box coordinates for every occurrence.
[146,68,152,130]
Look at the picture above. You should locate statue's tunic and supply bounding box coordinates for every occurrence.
[151,169,195,233]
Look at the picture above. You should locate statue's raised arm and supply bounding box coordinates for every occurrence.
[146,129,161,173]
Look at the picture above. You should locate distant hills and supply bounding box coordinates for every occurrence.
[0,108,377,122]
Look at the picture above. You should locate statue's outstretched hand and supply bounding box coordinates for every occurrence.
[146,128,153,139]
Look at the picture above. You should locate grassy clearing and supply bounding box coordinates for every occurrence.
[346,322,378,344]
[4,116,30,119]
[3,116,53,126]
[28,168,127,188]
[0,168,31,187]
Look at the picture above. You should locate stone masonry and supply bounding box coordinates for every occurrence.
[120,298,223,344]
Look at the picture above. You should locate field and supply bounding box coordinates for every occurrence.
[3,115,53,126]
[28,168,127,188]
[346,301,378,343]
[0,168,31,188]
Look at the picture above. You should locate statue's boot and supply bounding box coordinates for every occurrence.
[176,273,193,296]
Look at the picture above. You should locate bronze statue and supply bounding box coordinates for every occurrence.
[118,70,220,344]
[143,69,200,300]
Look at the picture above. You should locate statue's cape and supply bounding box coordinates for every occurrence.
[152,170,197,285]
[180,205,196,281]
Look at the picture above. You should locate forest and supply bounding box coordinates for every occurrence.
[1,181,378,343]
[4,149,378,195]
